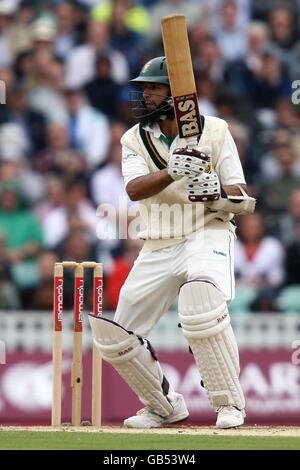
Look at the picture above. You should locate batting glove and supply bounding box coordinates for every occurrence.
[168,146,212,181]
[185,171,221,202]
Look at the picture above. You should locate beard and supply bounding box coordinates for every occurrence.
[129,90,175,126]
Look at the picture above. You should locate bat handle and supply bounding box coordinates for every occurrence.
[186,137,212,174]
[186,137,198,149]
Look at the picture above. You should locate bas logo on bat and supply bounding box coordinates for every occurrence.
[174,93,201,138]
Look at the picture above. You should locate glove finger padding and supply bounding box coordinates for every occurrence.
[185,172,220,202]
[168,146,211,181]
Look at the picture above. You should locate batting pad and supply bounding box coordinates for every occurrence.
[178,281,245,411]
[88,315,173,417]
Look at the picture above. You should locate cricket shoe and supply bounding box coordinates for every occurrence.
[124,393,189,428]
[216,406,246,429]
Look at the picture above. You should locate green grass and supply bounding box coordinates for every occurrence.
[0,431,299,450]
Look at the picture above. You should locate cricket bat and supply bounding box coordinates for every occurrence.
[161,14,203,149]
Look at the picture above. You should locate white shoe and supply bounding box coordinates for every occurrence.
[216,406,245,429]
[124,394,189,428]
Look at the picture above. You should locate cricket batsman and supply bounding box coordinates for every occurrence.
[89,57,255,428]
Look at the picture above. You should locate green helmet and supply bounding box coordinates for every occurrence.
[130,56,169,85]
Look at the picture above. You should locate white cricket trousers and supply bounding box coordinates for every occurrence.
[114,228,235,337]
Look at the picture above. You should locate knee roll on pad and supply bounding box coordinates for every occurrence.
[178,281,245,411]
[88,314,173,417]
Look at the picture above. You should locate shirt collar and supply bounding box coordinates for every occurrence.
[142,122,162,139]
[142,122,176,148]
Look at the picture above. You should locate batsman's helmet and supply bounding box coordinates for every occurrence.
[130,56,169,85]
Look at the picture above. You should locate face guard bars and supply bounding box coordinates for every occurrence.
[129,90,174,122]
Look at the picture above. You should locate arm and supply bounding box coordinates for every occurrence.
[126,160,250,202]
[123,142,211,202]
[185,132,255,212]
[126,169,174,201]
[222,183,250,197]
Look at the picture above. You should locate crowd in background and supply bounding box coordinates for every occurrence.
[0,0,300,313]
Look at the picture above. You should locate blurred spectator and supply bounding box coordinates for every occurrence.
[0,180,44,306]
[83,52,122,120]
[28,53,69,123]
[268,5,299,52]
[64,86,111,170]
[246,21,270,68]
[290,35,300,80]
[91,0,150,35]
[28,249,59,310]
[64,19,129,89]
[0,0,18,67]
[272,188,300,246]
[30,15,57,53]
[0,81,47,154]
[1,0,33,62]
[260,128,300,183]
[201,0,251,30]
[0,121,29,161]
[24,47,54,90]
[242,46,291,109]
[190,18,214,61]
[224,20,271,96]
[91,122,133,273]
[35,120,88,184]
[0,155,45,207]
[148,0,203,48]
[42,178,97,250]
[58,229,96,309]
[195,70,218,116]
[226,118,260,190]
[34,174,66,223]
[54,148,87,183]
[234,212,285,291]
[91,0,151,77]
[284,219,300,286]
[213,0,247,63]
[274,97,300,135]
[213,87,256,132]
[90,120,131,208]
[13,49,35,83]
[0,228,22,309]
[251,0,298,22]
[34,121,71,174]
[53,1,79,60]
[106,236,143,310]
[260,143,300,229]
[193,36,225,84]
[0,65,15,92]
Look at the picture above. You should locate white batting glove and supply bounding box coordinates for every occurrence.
[168,146,212,181]
[185,171,221,202]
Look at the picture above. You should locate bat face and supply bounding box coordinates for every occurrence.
[161,14,202,145]
[173,92,201,139]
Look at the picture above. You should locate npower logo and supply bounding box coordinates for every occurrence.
[77,283,84,313]
[0,81,6,104]
[95,282,103,315]
[55,278,63,321]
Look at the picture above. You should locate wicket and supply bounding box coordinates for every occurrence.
[52,261,103,427]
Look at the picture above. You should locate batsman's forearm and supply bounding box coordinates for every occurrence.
[126,169,174,201]
[222,183,249,197]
